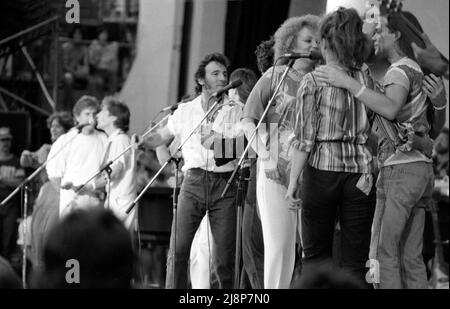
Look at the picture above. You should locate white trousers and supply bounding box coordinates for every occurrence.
[189,215,214,289]
[257,159,301,289]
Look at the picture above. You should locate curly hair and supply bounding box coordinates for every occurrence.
[255,36,275,74]
[46,111,74,132]
[320,7,372,69]
[273,15,320,61]
[194,52,230,95]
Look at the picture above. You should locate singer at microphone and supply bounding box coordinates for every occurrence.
[135,53,241,288]
[46,96,108,217]
[280,50,322,60]
[212,79,243,97]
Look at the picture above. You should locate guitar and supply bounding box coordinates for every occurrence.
[365,0,449,75]
[427,200,449,289]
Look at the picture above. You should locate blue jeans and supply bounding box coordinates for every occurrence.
[165,168,237,289]
[369,162,434,289]
[301,165,376,287]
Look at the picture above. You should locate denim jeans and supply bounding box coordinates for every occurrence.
[301,165,376,287]
[369,162,434,289]
[165,168,237,289]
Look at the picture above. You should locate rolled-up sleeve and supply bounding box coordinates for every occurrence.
[292,74,317,152]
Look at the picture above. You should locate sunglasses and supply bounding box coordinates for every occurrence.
[0,138,12,142]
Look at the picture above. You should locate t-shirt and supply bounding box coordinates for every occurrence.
[377,57,432,167]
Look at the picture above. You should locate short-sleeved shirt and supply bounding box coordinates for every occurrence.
[242,65,306,187]
[377,57,432,167]
[293,64,375,174]
[166,95,240,173]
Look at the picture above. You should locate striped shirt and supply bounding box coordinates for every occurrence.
[292,64,375,174]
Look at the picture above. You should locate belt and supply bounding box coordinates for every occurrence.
[186,168,233,179]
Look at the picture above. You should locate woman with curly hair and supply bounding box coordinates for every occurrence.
[242,14,320,288]
[286,7,376,288]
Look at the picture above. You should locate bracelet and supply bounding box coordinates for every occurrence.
[433,104,447,111]
[355,85,367,98]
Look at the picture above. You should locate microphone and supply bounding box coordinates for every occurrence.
[212,79,242,97]
[281,50,322,60]
[161,102,183,113]
[75,123,90,132]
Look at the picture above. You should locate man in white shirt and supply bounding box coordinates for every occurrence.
[46,96,108,217]
[143,53,239,289]
[94,97,137,229]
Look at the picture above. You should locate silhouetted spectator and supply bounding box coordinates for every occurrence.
[31,208,135,288]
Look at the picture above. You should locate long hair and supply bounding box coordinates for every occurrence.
[386,11,423,61]
[255,36,275,74]
[229,68,258,103]
[320,7,372,69]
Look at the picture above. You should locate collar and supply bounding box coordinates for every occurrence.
[108,128,125,140]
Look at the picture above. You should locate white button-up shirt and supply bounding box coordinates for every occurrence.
[166,95,241,173]
[103,129,137,228]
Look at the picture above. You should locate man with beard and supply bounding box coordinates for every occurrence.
[143,53,238,289]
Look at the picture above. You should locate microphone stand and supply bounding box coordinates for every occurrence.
[0,127,82,288]
[233,159,250,289]
[220,59,295,288]
[221,59,295,198]
[0,128,83,207]
[74,114,171,205]
[125,95,224,214]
